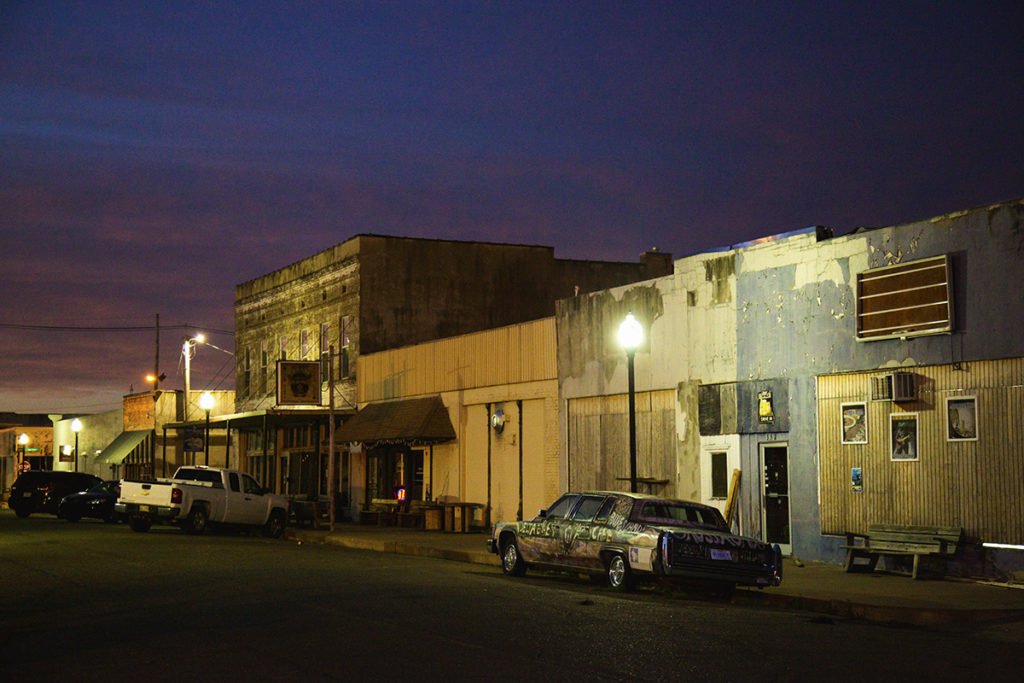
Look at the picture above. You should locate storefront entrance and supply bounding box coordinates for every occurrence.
[366,446,423,501]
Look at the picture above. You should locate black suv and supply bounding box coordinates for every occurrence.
[8,471,103,518]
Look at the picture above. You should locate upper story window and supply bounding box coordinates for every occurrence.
[856,255,952,341]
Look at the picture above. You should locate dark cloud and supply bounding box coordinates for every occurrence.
[2,0,1022,413]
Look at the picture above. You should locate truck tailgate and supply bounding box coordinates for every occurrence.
[119,481,176,507]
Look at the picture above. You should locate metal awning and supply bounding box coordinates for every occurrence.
[95,430,150,465]
[334,396,456,446]
[162,407,353,432]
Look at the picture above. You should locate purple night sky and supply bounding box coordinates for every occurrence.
[2,1,1022,415]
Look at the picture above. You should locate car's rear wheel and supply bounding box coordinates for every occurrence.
[501,537,526,576]
[262,509,286,538]
[13,507,30,518]
[129,514,152,532]
[184,506,208,534]
[605,553,633,591]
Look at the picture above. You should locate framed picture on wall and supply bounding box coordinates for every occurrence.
[841,402,868,444]
[946,396,978,442]
[890,412,919,461]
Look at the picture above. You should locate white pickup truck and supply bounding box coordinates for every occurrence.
[116,466,289,538]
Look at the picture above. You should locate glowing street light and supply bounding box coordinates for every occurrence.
[199,391,215,466]
[71,418,82,473]
[617,312,644,493]
[17,433,29,472]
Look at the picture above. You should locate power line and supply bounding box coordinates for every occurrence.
[0,323,233,334]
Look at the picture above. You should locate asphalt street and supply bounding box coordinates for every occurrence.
[1,510,1021,681]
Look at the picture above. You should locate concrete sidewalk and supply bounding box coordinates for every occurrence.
[284,523,1024,627]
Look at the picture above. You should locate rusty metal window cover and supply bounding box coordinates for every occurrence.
[856,255,953,341]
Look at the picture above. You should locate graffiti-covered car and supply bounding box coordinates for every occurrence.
[486,491,782,591]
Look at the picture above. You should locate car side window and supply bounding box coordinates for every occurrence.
[229,473,240,492]
[242,474,262,495]
[570,496,605,522]
[594,497,617,523]
[544,495,578,519]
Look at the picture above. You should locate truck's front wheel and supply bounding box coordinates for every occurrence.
[262,509,286,538]
[184,506,208,534]
[129,514,152,533]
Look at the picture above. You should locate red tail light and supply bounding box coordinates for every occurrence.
[171,488,182,505]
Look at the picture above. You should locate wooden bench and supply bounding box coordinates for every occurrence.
[841,524,962,580]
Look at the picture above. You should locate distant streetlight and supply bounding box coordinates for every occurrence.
[617,312,643,494]
[71,418,82,473]
[17,433,29,472]
[199,391,215,466]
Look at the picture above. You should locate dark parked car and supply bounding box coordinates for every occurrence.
[487,491,783,592]
[8,471,103,518]
[58,480,122,523]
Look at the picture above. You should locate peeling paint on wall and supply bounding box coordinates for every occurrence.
[704,255,735,305]
[556,283,665,383]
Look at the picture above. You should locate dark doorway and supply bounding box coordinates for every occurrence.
[761,443,791,553]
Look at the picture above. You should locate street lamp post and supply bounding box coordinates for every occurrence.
[617,312,643,494]
[199,391,215,466]
[182,333,205,422]
[71,418,82,473]
[17,433,29,472]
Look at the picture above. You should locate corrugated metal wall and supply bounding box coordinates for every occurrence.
[818,357,1024,543]
[359,318,556,401]
[567,389,677,495]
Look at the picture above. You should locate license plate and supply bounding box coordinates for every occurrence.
[23,492,32,497]
[710,549,733,561]
[140,505,151,512]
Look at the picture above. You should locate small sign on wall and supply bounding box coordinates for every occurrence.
[851,467,863,492]
[757,390,774,424]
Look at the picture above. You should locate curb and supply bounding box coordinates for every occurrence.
[733,588,1024,627]
[286,529,500,567]
[284,529,1024,627]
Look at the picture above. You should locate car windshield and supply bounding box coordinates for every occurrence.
[637,501,727,531]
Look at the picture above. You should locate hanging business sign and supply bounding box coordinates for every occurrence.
[277,360,323,406]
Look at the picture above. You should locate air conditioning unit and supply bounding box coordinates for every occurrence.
[870,372,917,402]
[870,374,892,401]
[892,372,917,402]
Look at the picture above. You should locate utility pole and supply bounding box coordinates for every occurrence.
[183,338,191,423]
[154,313,160,393]
[328,345,336,531]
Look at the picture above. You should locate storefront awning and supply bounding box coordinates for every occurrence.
[334,396,456,446]
[95,430,150,465]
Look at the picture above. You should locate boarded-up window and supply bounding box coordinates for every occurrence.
[856,255,952,340]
